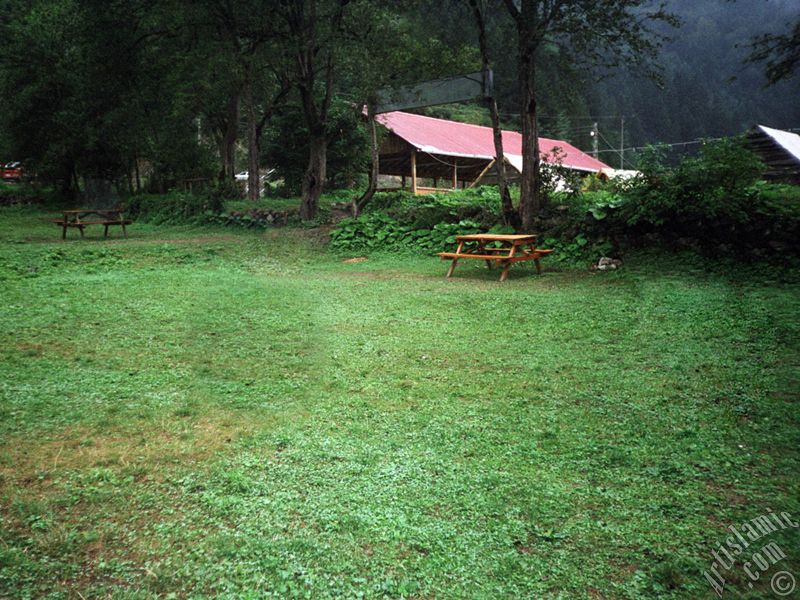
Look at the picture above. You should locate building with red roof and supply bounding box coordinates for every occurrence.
[375,111,610,194]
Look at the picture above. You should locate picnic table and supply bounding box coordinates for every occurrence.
[49,208,131,240]
[438,233,553,282]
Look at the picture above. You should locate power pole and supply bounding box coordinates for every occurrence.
[620,116,625,169]
[591,122,599,158]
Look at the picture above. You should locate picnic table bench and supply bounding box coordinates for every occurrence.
[48,208,131,240]
[438,233,553,282]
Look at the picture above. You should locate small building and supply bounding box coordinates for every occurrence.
[375,111,610,194]
[746,125,800,184]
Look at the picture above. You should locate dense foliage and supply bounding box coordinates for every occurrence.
[579,139,800,252]
[331,188,512,253]
[329,140,800,259]
[0,184,54,207]
[0,0,796,216]
[331,213,489,253]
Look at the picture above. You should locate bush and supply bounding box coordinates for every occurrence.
[330,213,483,254]
[366,186,504,229]
[541,138,800,255]
[0,184,51,207]
[329,187,518,254]
[617,137,765,233]
[124,191,222,224]
[125,189,344,229]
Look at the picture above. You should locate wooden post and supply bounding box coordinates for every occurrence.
[452,160,458,189]
[410,151,418,195]
[469,159,496,188]
[401,175,406,189]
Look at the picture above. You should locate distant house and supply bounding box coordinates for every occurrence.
[746,125,800,184]
[375,111,610,194]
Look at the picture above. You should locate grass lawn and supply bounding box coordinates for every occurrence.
[1,206,798,599]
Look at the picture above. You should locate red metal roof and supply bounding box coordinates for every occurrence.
[376,110,610,173]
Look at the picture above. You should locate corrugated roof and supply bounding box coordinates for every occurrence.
[376,111,610,173]
[757,125,800,163]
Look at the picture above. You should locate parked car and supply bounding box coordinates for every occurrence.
[235,168,276,195]
[2,161,24,182]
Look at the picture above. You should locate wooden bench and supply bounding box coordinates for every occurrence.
[438,233,553,282]
[48,209,131,240]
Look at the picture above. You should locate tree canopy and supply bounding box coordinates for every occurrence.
[0,0,797,215]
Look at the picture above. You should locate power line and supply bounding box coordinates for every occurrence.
[597,130,635,169]
[593,127,800,156]
[535,115,627,120]
[498,114,627,122]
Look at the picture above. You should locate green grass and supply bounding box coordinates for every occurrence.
[1,206,798,598]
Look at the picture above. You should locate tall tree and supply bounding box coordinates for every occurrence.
[183,0,292,197]
[499,0,676,230]
[271,0,353,220]
[465,0,516,226]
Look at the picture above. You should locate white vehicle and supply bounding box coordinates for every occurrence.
[235,169,277,195]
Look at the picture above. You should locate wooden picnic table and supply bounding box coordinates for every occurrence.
[438,233,553,282]
[48,208,131,240]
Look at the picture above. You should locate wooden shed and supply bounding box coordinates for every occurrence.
[746,125,800,184]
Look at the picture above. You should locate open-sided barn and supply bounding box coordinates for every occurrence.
[375,111,610,194]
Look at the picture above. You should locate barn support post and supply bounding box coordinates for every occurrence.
[469,159,495,188]
[411,150,418,194]
[452,160,458,189]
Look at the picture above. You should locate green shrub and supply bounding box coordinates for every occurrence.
[542,138,800,255]
[124,192,221,224]
[366,187,503,229]
[330,212,483,254]
[618,137,765,232]
[127,189,349,228]
[0,184,51,207]
[541,234,614,264]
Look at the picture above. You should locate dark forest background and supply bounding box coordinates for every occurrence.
[0,0,797,193]
[422,0,800,168]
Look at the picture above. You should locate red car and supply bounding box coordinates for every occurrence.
[2,161,23,182]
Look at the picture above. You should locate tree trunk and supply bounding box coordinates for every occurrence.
[134,156,141,193]
[353,105,379,217]
[488,97,518,228]
[300,134,327,221]
[244,82,260,201]
[518,45,542,232]
[468,0,518,228]
[71,165,81,196]
[219,91,239,182]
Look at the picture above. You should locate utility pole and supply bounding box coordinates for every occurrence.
[591,122,599,159]
[620,116,625,169]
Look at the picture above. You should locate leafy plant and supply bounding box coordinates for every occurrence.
[330,213,482,253]
[366,187,505,229]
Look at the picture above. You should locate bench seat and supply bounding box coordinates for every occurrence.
[48,210,131,239]
[438,249,552,261]
[49,219,131,226]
